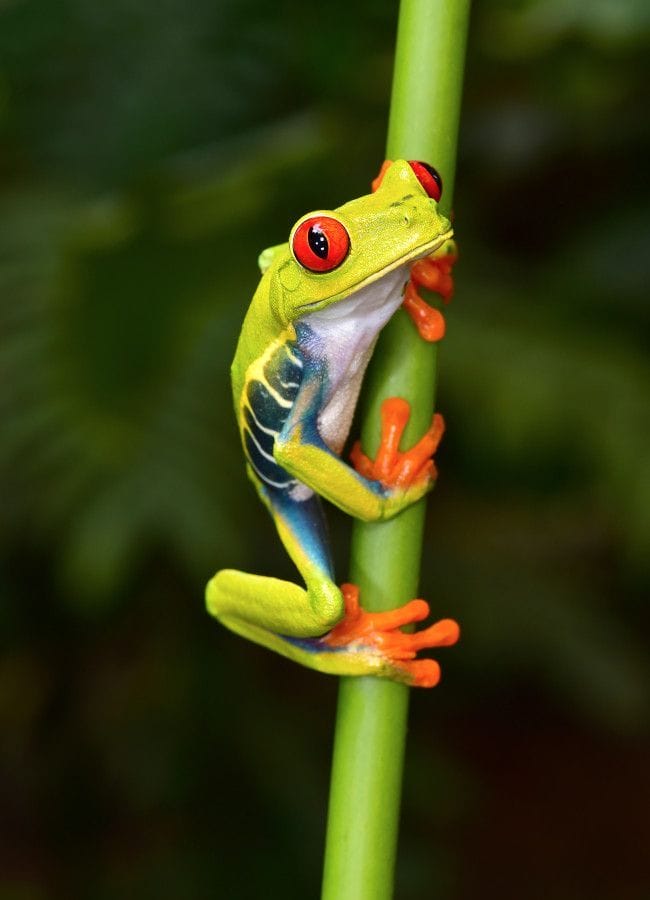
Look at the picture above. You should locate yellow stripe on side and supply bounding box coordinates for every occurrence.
[238,324,298,440]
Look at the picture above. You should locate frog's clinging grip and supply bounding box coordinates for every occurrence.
[206,160,459,687]
[350,397,445,489]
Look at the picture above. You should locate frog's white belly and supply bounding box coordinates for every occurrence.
[301,265,409,455]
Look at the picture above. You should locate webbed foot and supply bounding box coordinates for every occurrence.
[321,584,459,687]
[350,397,445,491]
[402,242,458,342]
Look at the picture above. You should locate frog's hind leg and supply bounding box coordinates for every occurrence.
[206,489,459,687]
[206,489,344,646]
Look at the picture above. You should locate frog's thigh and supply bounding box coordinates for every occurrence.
[208,486,343,640]
[206,569,343,639]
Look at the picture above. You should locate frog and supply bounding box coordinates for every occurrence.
[206,159,459,687]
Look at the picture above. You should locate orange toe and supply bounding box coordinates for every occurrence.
[349,441,374,480]
[404,658,441,688]
[388,412,445,488]
[374,398,410,480]
[402,281,446,342]
[371,159,393,192]
[411,254,457,302]
[407,618,460,651]
[351,397,444,491]
[322,584,459,688]
[403,249,458,342]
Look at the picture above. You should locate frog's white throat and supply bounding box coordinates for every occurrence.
[299,263,410,455]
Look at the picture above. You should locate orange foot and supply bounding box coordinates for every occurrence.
[322,584,459,687]
[371,159,392,192]
[402,248,458,342]
[350,397,445,490]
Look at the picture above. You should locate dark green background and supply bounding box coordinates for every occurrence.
[1,1,648,897]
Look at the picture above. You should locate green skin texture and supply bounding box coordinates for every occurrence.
[206,161,453,681]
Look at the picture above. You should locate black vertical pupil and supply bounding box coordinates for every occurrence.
[308,226,329,259]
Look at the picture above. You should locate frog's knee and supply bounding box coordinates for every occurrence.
[311,580,344,631]
[205,569,232,616]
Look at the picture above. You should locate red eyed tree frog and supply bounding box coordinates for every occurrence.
[206,159,459,687]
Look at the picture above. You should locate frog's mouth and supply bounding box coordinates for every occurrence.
[297,228,453,313]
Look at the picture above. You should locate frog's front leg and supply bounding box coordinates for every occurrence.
[402,239,458,342]
[274,377,443,522]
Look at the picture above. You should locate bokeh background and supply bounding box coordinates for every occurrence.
[1,0,648,897]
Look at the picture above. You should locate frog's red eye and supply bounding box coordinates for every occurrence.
[292,216,350,273]
[408,161,443,202]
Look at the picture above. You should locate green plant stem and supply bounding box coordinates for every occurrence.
[321,2,470,898]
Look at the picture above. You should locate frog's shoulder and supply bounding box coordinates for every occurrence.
[258,243,288,275]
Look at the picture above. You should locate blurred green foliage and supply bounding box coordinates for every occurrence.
[1,0,648,898]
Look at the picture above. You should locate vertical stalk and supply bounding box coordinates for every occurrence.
[321,2,470,898]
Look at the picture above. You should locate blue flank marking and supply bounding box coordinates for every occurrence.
[281,635,346,654]
[269,488,334,577]
[243,430,291,488]
[245,380,290,431]
[243,406,274,455]
[244,339,343,618]
[264,349,302,399]
[243,340,306,490]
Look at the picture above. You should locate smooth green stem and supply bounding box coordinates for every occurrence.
[321,2,470,898]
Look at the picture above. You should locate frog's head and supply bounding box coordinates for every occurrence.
[266,159,453,324]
